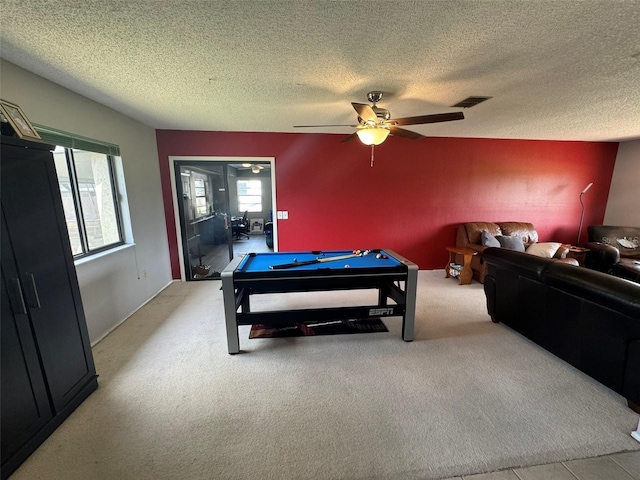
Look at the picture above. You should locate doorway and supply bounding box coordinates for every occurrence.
[170,157,276,281]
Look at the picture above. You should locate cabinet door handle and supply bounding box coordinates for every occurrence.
[9,278,28,315]
[24,273,41,309]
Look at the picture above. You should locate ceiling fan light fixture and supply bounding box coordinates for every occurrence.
[251,164,263,173]
[356,126,390,146]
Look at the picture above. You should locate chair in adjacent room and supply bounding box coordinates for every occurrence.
[232,211,250,240]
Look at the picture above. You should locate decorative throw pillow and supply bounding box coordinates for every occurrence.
[481,230,501,248]
[526,242,562,258]
[496,235,525,252]
[616,238,638,249]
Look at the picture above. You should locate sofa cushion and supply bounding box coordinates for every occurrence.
[481,230,501,248]
[465,222,501,245]
[526,242,562,258]
[498,222,539,244]
[496,235,526,252]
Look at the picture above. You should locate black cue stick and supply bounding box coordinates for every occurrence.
[269,253,362,270]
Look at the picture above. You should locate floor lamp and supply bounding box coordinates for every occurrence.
[577,182,593,245]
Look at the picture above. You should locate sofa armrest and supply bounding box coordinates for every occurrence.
[466,243,487,254]
[585,242,620,272]
[555,245,569,258]
[456,243,486,268]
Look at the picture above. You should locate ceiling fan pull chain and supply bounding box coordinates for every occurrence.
[371,145,375,167]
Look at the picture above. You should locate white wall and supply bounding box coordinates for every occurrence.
[604,139,640,227]
[1,60,172,344]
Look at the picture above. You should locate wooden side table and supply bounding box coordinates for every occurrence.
[445,246,478,285]
[564,245,589,267]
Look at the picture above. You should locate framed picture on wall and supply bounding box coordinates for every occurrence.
[0,99,41,141]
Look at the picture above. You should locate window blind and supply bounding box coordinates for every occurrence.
[33,124,121,157]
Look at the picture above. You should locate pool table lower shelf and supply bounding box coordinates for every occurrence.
[221,249,418,354]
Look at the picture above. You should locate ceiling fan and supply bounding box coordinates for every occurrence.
[293,91,464,146]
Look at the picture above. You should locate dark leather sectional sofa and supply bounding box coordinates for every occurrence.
[482,247,640,412]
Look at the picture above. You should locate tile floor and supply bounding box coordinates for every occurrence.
[444,450,640,480]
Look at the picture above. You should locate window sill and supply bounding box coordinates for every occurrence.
[74,243,134,266]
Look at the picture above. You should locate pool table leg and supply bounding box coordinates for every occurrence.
[402,263,418,342]
[221,269,240,354]
[378,283,389,306]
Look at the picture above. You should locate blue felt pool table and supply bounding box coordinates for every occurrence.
[221,249,418,354]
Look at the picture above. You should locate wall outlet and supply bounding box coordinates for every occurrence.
[276,211,283,219]
[282,211,288,219]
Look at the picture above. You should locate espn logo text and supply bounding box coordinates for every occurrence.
[368,307,395,316]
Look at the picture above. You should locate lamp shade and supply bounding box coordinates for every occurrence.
[356,127,390,146]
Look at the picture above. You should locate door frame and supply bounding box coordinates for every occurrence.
[168,155,277,281]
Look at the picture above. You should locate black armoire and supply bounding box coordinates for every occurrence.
[1,136,98,479]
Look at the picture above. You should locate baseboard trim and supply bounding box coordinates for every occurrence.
[90,280,174,347]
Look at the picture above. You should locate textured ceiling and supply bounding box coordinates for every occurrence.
[1,0,639,141]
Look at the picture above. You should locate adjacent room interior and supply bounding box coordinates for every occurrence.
[172,159,274,280]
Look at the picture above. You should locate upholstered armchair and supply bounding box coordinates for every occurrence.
[585,225,640,282]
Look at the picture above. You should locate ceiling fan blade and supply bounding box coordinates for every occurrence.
[293,124,359,128]
[351,103,377,123]
[389,126,425,140]
[391,111,464,126]
[341,132,359,143]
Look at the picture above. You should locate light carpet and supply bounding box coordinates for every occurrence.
[11,271,639,480]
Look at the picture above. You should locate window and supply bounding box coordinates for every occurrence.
[237,179,262,213]
[193,177,209,217]
[35,125,125,258]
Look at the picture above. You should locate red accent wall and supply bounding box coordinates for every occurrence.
[156,131,618,278]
